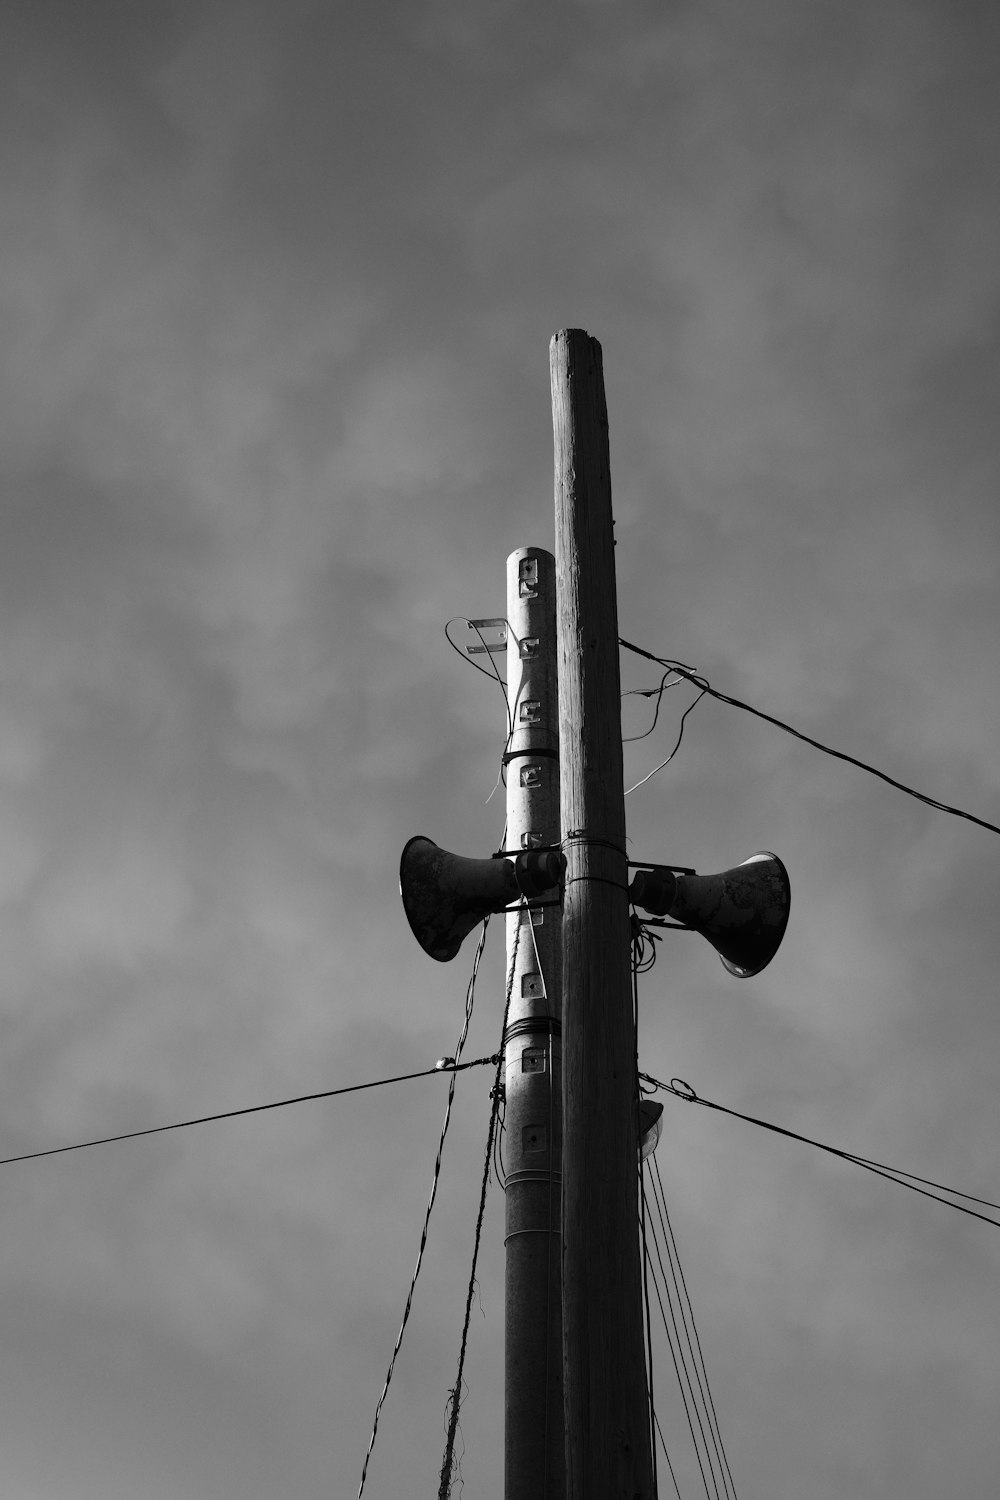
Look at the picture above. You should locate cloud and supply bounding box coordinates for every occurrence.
[0,2,997,1495]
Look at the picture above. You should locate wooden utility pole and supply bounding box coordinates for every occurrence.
[552,329,654,1499]
[503,548,565,1500]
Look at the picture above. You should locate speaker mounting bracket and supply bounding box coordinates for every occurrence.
[628,861,697,876]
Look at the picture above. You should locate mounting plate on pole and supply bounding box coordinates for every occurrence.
[465,618,508,654]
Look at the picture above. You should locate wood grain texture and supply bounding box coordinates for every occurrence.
[551,329,653,1500]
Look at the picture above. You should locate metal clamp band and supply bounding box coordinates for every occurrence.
[503,1017,562,1045]
[502,746,559,765]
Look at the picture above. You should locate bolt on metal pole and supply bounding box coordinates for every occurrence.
[503,546,565,1500]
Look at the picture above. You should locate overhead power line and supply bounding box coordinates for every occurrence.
[438,917,521,1500]
[643,1073,1000,1230]
[0,1056,498,1170]
[358,915,495,1499]
[618,638,1000,838]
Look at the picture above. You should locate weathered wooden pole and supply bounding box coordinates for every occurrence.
[551,329,653,1499]
[503,547,565,1500]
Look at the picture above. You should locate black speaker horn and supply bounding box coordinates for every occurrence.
[629,852,790,977]
[399,836,566,963]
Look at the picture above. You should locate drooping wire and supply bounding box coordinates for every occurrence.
[493,1091,508,1188]
[357,916,493,1500]
[631,913,661,974]
[623,669,687,743]
[439,909,522,1499]
[445,617,511,726]
[642,1073,1000,1230]
[445,617,514,802]
[624,686,708,796]
[619,637,1000,838]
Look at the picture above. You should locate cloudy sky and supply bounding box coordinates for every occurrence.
[1,0,999,1495]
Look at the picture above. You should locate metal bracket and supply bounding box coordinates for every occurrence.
[627,861,697,876]
[465,618,507,655]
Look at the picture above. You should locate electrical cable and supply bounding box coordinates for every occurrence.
[444,617,511,723]
[640,1162,662,1500]
[357,916,493,1500]
[439,912,521,1499]
[522,901,559,1500]
[648,1161,737,1500]
[646,1172,721,1499]
[493,1094,508,1188]
[643,1185,717,1500]
[647,1178,722,1500]
[642,1073,1000,1230]
[631,914,661,974]
[619,638,1000,838]
[637,906,737,1500]
[633,911,661,1499]
[653,1156,738,1500]
[0,1058,499,1169]
[652,1407,684,1500]
[445,616,514,801]
[623,669,686,743]
[624,687,708,796]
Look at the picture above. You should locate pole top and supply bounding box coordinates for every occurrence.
[507,545,554,567]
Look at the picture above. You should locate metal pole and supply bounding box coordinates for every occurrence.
[551,330,654,1500]
[504,546,565,1500]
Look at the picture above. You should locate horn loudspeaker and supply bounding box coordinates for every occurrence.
[629,852,790,977]
[399,836,565,963]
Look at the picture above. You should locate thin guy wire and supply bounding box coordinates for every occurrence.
[0,1059,498,1169]
[647,1165,727,1497]
[636,936,732,1499]
[643,1185,716,1500]
[641,1161,662,1500]
[652,1157,738,1500]
[439,912,522,1499]
[648,1163,736,1500]
[653,1407,685,1500]
[357,917,492,1500]
[647,1184,722,1500]
[619,637,1000,838]
[634,920,659,1500]
[642,1074,1000,1230]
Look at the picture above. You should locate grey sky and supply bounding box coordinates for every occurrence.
[0,0,998,1495]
